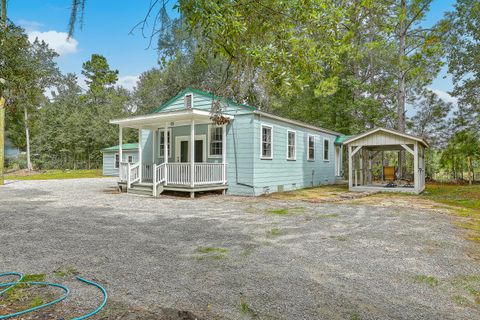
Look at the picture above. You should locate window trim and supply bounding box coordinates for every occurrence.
[158,128,172,158]
[260,124,273,160]
[307,134,315,161]
[184,93,193,109]
[114,153,120,169]
[286,130,296,160]
[323,137,330,161]
[208,125,223,158]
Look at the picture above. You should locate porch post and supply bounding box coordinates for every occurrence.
[152,128,155,164]
[190,119,195,188]
[348,145,353,189]
[414,142,419,193]
[164,122,168,186]
[138,127,142,183]
[119,125,123,161]
[119,126,123,180]
[222,124,227,185]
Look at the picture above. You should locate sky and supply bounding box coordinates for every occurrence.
[8,0,458,104]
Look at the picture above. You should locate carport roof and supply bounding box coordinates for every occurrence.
[342,127,429,148]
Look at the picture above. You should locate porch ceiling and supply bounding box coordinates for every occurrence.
[110,109,233,129]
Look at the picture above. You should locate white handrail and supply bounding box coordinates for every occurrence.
[167,163,190,185]
[119,162,129,182]
[128,162,140,188]
[152,163,166,196]
[194,163,224,185]
[142,163,153,181]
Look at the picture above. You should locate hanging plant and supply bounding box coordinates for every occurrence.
[210,114,231,125]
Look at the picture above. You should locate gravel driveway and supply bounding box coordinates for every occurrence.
[0,178,479,319]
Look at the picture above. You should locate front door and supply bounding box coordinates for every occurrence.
[180,141,189,162]
[194,140,203,162]
[176,135,206,163]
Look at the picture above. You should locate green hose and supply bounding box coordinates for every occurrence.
[0,272,107,319]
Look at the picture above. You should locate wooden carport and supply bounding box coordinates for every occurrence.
[343,128,428,194]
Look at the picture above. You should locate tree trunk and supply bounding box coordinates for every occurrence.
[1,0,6,185]
[467,156,473,185]
[24,106,33,170]
[397,0,407,179]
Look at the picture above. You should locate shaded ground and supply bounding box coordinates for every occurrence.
[0,178,479,319]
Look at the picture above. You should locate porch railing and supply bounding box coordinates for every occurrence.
[142,163,153,181]
[167,163,191,185]
[194,163,225,185]
[152,163,166,196]
[122,162,227,189]
[128,162,140,188]
[119,162,129,182]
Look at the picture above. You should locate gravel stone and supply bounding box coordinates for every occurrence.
[0,178,479,319]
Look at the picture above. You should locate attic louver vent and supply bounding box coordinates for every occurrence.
[185,94,192,109]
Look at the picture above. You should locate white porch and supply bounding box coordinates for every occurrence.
[111,109,230,198]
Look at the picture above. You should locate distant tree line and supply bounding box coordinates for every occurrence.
[0,0,478,184]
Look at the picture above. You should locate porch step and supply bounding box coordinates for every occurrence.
[128,183,153,196]
[127,183,164,197]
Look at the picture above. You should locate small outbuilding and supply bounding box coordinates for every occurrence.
[101,143,139,176]
[343,127,428,194]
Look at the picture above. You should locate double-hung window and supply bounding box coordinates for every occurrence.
[114,154,120,168]
[127,155,133,163]
[209,125,223,157]
[308,135,315,161]
[287,130,296,160]
[323,138,330,161]
[261,125,273,159]
[159,129,172,158]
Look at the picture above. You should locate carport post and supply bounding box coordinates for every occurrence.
[348,145,353,189]
[414,142,419,193]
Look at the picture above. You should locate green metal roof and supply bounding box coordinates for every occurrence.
[334,135,354,145]
[101,143,139,152]
[153,87,257,113]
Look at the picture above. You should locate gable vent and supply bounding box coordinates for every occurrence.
[185,94,193,109]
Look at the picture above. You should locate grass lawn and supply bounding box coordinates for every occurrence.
[5,169,104,180]
[270,182,480,246]
[422,183,480,244]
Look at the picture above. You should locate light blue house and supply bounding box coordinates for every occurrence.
[110,88,344,197]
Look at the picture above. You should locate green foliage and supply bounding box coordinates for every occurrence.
[82,54,119,99]
[0,24,59,149]
[32,56,134,169]
[5,169,103,180]
[446,0,480,124]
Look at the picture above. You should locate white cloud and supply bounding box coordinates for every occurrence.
[430,88,458,106]
[117,75,139,91]
[28,30,78,56]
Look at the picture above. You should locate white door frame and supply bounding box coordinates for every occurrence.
[175,134,207,162]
